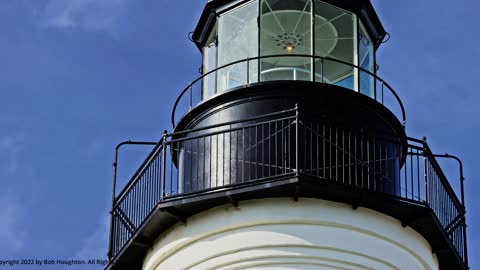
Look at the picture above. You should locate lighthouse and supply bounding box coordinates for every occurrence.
[106,0,469,269]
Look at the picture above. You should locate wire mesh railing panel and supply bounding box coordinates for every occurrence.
[299,121,402,196]
[164,116,297,197]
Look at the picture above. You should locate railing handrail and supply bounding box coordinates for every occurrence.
[171,54,407,129]
[407,137,465,213]
[113,137,165,205]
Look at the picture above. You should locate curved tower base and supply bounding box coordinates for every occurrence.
[143,198,439,270]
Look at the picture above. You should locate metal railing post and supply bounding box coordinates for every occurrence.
[423,139,429,206]
[295,103,299,175]
[161,130,168,200]
[463,219,469,266]
[108,146,119,260]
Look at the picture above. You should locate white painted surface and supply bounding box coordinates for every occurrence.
[143,198,439,270]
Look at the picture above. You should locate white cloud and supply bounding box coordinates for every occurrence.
[69,215,109,270]
[0,192,28,253]
[0,134,24,175]
[41,0,128,34]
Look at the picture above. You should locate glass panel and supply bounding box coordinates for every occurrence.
[314,1,355,87]
[359,21,375,98]
[202,24,217,100]
[217,1,259,93]
[260,0,312,82]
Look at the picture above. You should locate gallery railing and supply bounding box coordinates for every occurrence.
[108,108,466,267]
[171,54,406,129]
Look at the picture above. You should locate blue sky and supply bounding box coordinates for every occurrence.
[0,0,478,269]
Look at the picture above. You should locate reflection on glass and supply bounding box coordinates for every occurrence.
[314,0,355,89]
[217,1,258,92]
[202,25,217,99]
[359,21,375,98]
[260,0,312,81]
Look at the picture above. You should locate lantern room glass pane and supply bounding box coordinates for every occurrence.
[202,24,218,100]
[260,0,312,82]
[359,21,375,98]
[217,1,259,93]
[314,1,355,89]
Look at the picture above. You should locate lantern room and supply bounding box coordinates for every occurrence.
[193,0,386,100]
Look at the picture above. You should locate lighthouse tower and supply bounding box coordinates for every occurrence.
[106,1,469,270]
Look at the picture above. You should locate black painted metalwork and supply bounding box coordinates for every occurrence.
[171,54,406,129]
[107,107,467,269]
[108,140,159,260]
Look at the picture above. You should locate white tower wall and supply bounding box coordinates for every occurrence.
[143,198,439,270]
